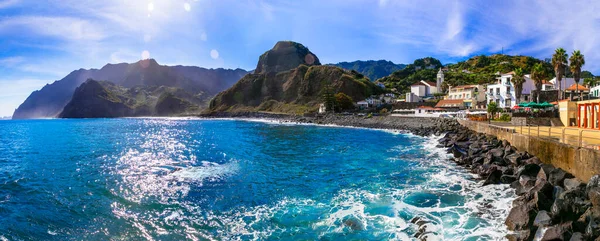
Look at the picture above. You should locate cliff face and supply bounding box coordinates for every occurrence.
[210,41,382,114]
[13,60,248,119]
[59,79,204,118]
[254,41,320,74]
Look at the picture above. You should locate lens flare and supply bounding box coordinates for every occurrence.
[142,50,151,60]
[147,2,154,12]
[210,49,219,59]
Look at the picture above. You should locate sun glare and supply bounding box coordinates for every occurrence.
[184,3,191,12]
[142,50,151,60]
[147,2,154,12]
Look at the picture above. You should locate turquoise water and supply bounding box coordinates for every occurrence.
[0,118,514,240]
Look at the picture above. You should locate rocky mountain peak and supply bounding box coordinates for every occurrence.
[254,41,321,74]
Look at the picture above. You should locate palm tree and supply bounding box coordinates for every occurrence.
[569,50,585,100]
[511,68,526,104]
[551,48,568,100]
[531,63,546,103]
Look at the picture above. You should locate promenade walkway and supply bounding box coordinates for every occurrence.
[487,121,600,150]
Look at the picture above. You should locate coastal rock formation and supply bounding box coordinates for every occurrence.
[209,41,383,114]
[13,59,248,119]
[59,79,202,118]
[254,41,320,74]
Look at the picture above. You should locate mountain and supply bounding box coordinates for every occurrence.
[377,57,443,93]
[331,60,406,81]
[59,79,203,118]
[13,59,248,119]
[209,41,383,114]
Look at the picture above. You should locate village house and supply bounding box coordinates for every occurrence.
[486,72,554,108]
[445,84,486,109]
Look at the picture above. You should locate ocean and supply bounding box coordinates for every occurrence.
[0,118,514,240]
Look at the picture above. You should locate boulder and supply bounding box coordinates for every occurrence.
[533,222,571,241]
[517,164,541,178]
[506,204,536,231]
[506,230,533,241]
[523,157,541,165]
[483,170,503,186]
[533,210,552,227]
[587,175,600,193]
[569,232,584,241]
[564,178,583,191]
[519,175,537,191]
[552,189,590,221]
[486,148,505,164]
[343,216,365,231]
[505,153,524,166]
[548,168,574,187]
[589,187,600,207]
[554,186,565,200]
[501,175,517,184]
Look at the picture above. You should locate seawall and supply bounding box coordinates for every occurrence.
[458,119,600,182]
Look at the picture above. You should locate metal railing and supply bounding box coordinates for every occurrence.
[463,119,600,150]
[516,124,600,149]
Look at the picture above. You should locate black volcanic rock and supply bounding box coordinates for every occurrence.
[13,60,248,119]
[254,41,320,74]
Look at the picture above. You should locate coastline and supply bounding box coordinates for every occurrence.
[202,112,600,240]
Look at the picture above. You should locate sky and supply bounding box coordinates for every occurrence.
[0,0,599,116]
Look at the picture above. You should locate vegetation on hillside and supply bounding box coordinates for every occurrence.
[332,60,406,81]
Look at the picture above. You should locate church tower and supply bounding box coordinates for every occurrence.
[436,68,444,91]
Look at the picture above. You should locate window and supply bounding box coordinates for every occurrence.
[496,88,500,94]
[506,99,511,107]
[466,94,470,98]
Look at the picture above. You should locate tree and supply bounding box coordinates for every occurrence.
[551,48,568,100]
[530,63,547,103]
[487,101,499,120]
[511,68,526,104]
[569,50,585,100]
[334,92,354,111]
[583,77,596,88]
[321,85,336,112]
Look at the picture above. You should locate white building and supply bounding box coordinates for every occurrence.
[446,84,486,109]
[318,103,327,114]
[591,82,600,98]
[407,80,440,102]
[356,101,369,109]
[486,72,553,108]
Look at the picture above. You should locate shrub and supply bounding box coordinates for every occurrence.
[367,113,373,118]
[498,113,511,122]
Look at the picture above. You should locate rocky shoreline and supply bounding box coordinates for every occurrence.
[204,113,600,240]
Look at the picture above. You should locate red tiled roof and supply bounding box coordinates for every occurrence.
[566,83,589,91]
[504,71,515,75]
[435,99,464,108]
[422,81,437,86]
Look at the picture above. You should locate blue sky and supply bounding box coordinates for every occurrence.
[0,0,599,116]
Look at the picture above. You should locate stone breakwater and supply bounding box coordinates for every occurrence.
[204,113,600,239]
[438,122,600,241]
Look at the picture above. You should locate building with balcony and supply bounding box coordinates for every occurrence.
[486,72,554,108]
[446,84,486,109]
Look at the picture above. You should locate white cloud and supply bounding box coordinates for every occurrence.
[0,16,106,41]
[0,56,25,67]
[0,0,19,9]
